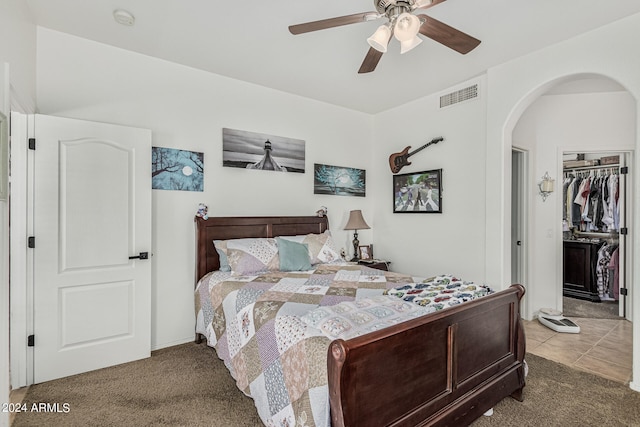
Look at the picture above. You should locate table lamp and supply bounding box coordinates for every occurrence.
[344,210,370,262]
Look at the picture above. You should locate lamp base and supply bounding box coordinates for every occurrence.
[351,231,360,263]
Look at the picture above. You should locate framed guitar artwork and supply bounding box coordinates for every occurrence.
[388,136,443,174]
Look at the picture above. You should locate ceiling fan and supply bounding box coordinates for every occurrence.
[289,0,480,74]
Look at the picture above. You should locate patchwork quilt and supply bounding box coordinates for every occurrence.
[195,266,492,427]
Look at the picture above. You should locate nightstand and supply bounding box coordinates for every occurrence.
[358,260,391,271]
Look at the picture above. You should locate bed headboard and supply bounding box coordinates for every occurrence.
[194,215,330,284]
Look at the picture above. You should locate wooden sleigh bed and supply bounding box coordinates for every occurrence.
[194,215,526,427]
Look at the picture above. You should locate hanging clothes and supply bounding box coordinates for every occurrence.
[608,247,620,301]
[562,168,620,233]
[596,242,618,300]
[595,243,611,299]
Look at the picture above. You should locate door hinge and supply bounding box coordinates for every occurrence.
[620,227,628,235]
[28,236,35,248]
[620,288,628,296]
[28,138,36,150]
[620,166,628,174]
[27,335,35,347]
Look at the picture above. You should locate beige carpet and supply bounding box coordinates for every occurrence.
[563,296,621,320]
[13,344,262,427]
[13,343,640,427]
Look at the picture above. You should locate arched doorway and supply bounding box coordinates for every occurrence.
[509,74,635,385]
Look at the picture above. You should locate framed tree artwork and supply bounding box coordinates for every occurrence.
[314,163,365,197]
[152,147,204,192]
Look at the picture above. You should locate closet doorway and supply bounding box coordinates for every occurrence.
[511,148,529,317]
[562,151,630,321]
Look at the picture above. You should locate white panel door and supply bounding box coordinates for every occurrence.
[32,114,151,383]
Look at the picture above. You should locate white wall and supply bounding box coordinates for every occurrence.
[0,0,36,112]
[35,28,375,350]
[485,12,640,391]
[371,77,488,280]
[512,90,635,312]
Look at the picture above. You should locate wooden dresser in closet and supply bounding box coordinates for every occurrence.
[563,240,603,302]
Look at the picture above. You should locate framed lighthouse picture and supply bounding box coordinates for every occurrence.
[222,128,305,173]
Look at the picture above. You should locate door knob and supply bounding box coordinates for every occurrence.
[129,252,149,260]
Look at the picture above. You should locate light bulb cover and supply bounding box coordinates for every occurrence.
[367,25,391,52]
[400,35,422,54]
[394,13,420,42]
[414,0,433,8]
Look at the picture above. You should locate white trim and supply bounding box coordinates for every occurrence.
[8,112,31,387]
[0,64,9,427]
[151,336,193,352]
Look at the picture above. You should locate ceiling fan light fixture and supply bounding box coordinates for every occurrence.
[393,13,420,42]
[367,25,391,52]
[400,35,422,54]
[413,0,433,9]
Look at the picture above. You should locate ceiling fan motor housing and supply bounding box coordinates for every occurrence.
[375,0,413,16]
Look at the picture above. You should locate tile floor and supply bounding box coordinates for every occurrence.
[524,316,633,384]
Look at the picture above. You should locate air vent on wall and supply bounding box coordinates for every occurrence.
[439,84,478,108]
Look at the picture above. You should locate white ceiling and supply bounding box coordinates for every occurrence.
[25,0,640,114]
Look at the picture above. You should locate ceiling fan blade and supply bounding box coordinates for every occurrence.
[358,47,384,74]
[417,15,480,54]
[289,12,380,35]
[414,0,448,10]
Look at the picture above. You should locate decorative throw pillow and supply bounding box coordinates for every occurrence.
[276,237,312,272]
[383,275,493,310]
[213,238,279,275]
[280,231,341,264]
[214,246,231,272]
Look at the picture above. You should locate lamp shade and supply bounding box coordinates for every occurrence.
[540,179,554,193]
[400,35,422,54]
[344,210,370,230]
[367,25,391,52]
[394,13,420,42]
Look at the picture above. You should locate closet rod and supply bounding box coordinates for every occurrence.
[563,163,619,173]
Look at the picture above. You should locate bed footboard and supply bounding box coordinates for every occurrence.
[328,284,526,427]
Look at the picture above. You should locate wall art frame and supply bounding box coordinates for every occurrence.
[393,168,442,213]
[152,147,204,192]
[222,128,305,173]
[313,163,366,197]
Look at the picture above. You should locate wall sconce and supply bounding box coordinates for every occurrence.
[538,172,554,202]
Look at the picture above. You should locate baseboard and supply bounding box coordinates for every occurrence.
[151,336,194,352]
[630,381,640,393]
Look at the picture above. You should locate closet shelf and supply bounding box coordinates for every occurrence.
[563,163,620,173]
